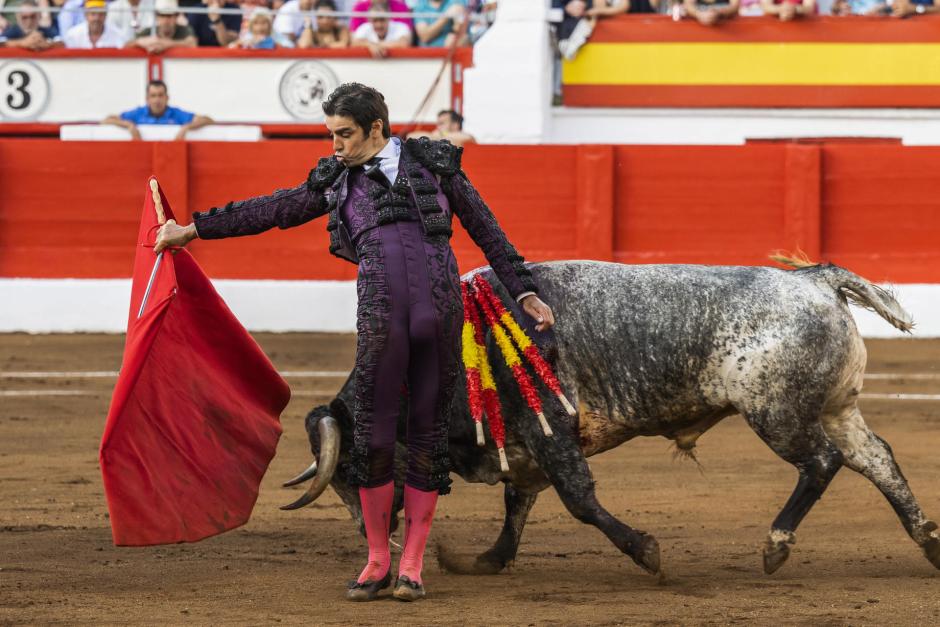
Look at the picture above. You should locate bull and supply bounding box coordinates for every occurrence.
[281,259,940,577]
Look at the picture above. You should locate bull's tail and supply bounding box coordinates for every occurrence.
[771,253,914,333]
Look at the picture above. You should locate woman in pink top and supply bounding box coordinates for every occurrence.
[349,0,412,32]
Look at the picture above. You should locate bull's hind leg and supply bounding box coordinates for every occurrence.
[739,405,843,574]
[821,404,940,569]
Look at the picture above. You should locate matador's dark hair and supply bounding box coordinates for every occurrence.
[322,82,391,139]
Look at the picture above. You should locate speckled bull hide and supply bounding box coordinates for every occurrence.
[286,260,940,578]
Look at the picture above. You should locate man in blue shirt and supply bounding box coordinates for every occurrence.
[104,79,213,140]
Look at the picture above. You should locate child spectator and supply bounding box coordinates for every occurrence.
[231,7,293,47]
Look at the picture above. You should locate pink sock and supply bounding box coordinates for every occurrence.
[357,482,394,584]
[398,485,439,585]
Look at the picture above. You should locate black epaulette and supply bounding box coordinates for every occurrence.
[404,137,463,177]
[306,156,346,193]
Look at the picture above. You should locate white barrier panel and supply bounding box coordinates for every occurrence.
[0,52,453,124]
[60,124,263,141]
[1,278,938,337]
[163,57,452,124]
[0,57,147,122]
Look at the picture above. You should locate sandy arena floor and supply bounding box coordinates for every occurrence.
[1,334,939,625]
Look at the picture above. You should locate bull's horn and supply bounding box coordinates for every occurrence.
[280,416,340,511]
[282,460,317,487]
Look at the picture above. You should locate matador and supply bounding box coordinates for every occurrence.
[155,83,555,602]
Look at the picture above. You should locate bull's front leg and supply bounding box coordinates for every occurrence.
[438,483,539,575]
[523,411,661,575]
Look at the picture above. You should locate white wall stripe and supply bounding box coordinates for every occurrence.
[0,370,349,379]
[0,390,95,397]
[2,278,939,337]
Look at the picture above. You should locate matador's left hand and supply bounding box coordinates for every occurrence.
[521,295,555,333]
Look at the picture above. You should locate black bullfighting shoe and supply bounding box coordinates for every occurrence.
[392,575,426,602]
[345,569,392,602]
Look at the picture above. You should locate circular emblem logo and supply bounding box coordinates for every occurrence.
[0,60,50,121]
[278,60,339,122]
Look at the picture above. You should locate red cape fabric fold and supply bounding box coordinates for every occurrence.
[100,177,290,546]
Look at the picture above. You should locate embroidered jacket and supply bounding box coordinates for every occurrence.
[191,137,538,299]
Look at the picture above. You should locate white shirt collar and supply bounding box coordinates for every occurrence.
[372,137,401,185]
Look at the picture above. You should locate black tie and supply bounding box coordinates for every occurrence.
[364,156,389,188]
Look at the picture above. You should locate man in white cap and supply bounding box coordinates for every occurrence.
[126,0,196,53]
[64,0,127,48]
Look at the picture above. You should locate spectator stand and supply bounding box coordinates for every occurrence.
[0,46,470,137]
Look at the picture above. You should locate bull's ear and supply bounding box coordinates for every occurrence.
[328,397,355,429]
[303,405,332,437]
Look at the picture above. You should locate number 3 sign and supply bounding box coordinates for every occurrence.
[0,60,50,121]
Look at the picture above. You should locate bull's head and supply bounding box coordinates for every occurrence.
[280,397,377,534]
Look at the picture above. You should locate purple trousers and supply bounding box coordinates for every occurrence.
[350,217,461,493]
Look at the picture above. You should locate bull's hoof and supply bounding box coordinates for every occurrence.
[763,529,796,575]
[632,535,661,575]
[436,542,505,575]
[918,521,940,569]
[923,537,940,569]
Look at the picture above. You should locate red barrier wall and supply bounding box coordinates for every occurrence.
[1,139,937,283]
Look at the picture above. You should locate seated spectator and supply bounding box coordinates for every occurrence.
[625,0,662,12]
[104,79,213,141]
[3,0,55,33]
[407,109,475,146]
[467,0,496,44]
[0,0,61,49]
[297,0,350,48]
[64,0,126,47]
[348,0,411,34]
[413,0,467,48]
[230,7,293,47]
[831,0,886,13]
[56,0,84,38]
[272,0,312,43]
[738,0,763,15]
[889,0,934,16]
[185,0,240,46]
[684,0,739,24]
[554,0,593,61]
[587,0,628,16]
[106,0,155,43]
[126,0,196,52]
[760,0,814,20]
[352,0,410,58]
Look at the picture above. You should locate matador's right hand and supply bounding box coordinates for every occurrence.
[154,219,198,254]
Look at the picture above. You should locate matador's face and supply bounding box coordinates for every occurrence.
[325,114,386,168]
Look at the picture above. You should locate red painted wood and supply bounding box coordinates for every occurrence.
[782,144,821,260]
[576,145,614,261]
[2,139,939,283]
